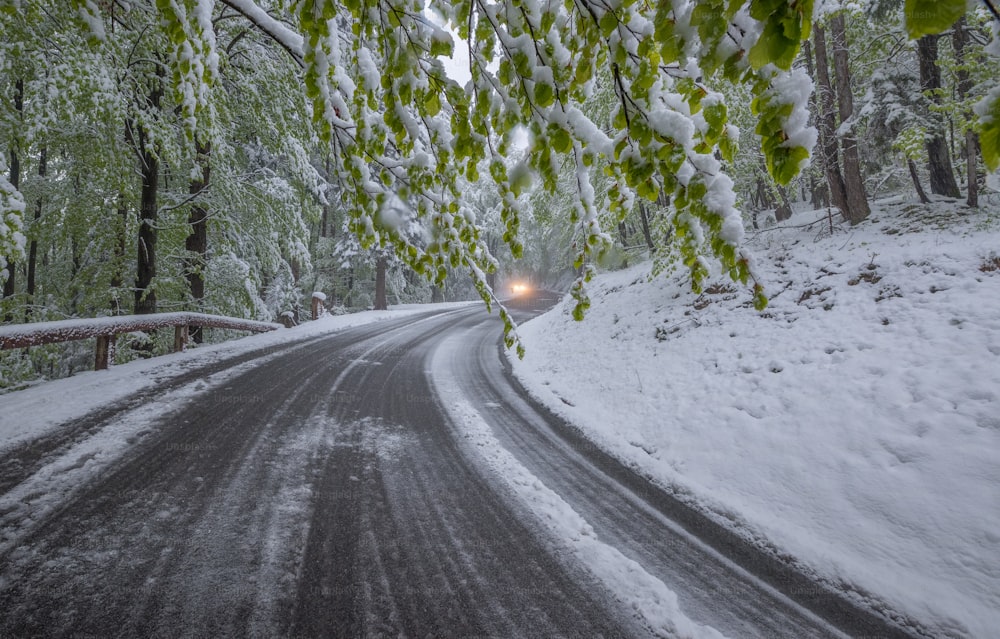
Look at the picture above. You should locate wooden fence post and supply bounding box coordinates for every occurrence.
[95,335,112,371]
[174,325,189,352]
[311,291,326,320]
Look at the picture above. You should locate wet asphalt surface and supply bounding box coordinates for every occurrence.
[0,294,926,638]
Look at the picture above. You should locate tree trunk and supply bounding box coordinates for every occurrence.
[2,79,23,320]
[3,146,18,320]
[810,176,828,209]
[965,131,979,207]
[135,147,159,315]
[374,256,388,310]
[830,15,870,225]
[185,140,210,343]
[25,145,45,321]
[802,42,829,210]
[907,159,931,204]
[638,203,655,250]
[811,27,850,221]
[111,194,128,315]
[775,183,793,221]
[917,35,961,198]
[133,80,163,317]
[952,18,979,208]
[346,266,354,307]
[290,257,301,323]
[320,202,330,238]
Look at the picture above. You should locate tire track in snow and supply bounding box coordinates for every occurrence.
[432,332,727,639]
[1,306,635,637]
[288,307,632,637]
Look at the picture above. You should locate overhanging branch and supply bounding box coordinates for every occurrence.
[218,0,305,68]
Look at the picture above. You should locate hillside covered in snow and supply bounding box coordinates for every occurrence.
[510,196,1000,637]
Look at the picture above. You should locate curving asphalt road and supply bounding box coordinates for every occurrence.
[0,296,925,638]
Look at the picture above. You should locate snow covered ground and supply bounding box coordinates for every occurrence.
[0,304,474,454]
[509,196,1000,638]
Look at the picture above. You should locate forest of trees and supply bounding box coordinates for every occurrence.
[0,0,997,383]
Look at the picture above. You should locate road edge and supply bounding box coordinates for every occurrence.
[497,338,931,639]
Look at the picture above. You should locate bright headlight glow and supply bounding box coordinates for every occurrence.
[511,282,530,295]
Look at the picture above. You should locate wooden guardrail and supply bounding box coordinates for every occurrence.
[0,312,283,371]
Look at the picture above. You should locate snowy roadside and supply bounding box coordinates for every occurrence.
[432,334,726,639]
[0,302,476,454]
[508,198,1000,638]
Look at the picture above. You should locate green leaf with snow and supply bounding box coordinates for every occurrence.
[534,82,555,108]
[429,37,452,58]
[903,0,965,40]
[424,91,441,117]
[979,93,1000,172]
[747,0,812,71]
[599,11,618,38]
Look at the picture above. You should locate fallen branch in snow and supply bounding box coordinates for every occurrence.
[749,216,838,236]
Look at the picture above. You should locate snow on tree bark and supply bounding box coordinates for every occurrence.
[952,18,979,208]
[2,79,24,321]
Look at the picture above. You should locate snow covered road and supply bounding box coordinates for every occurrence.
[0,302,924,637]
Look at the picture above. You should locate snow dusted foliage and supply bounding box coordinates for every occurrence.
[157,0,220,140]
[426,0,820,321]
[0,158,26,285]
[1,0,992,352]
[894,0,1000,173]
[265,0,825,343]
[976,20,1000,172]
[71,0,107,43]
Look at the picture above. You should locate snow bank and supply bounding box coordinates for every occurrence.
[510,198,1000,638]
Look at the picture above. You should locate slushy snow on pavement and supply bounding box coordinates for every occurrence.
[0,304,473,454]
